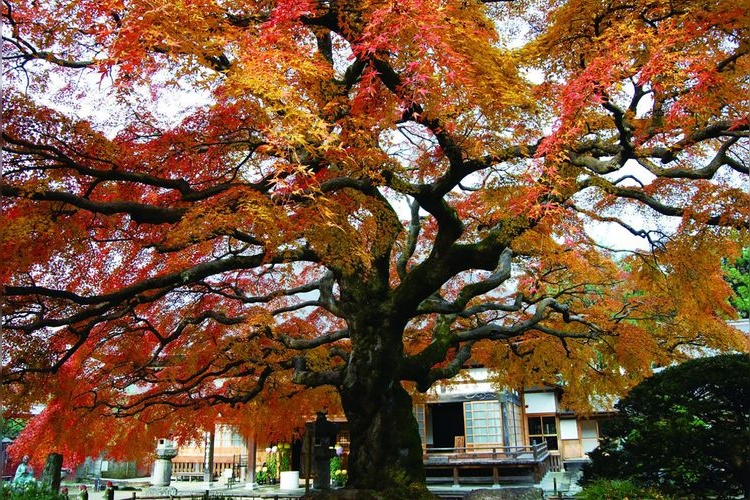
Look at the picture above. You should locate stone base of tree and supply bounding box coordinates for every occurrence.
[302,486,543,500]
[464,487,543,499]
[142,486,178,497]
[302,486,439,500]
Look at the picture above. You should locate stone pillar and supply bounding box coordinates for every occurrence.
[203,430,215,482]
[151,438,178,487]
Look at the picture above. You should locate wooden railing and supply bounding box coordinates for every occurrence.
[424,441,549,464]
[548,452,562,472]
[172,458,246,481]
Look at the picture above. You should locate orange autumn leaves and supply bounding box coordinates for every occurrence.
[2,0,749,467]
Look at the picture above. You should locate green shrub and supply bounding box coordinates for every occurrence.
[576,479,672,500]
[582,354,750,499]
[1,482,67,500]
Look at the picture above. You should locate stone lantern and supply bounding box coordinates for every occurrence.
[151,438,178,487]
[312,412,340,490]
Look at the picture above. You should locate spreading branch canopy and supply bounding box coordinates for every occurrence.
[2,0,749,467]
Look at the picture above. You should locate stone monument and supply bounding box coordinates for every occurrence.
[40,453,63,492]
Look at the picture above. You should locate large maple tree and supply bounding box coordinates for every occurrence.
[2,0,749,492]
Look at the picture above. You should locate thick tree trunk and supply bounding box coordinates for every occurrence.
[339,325,426,491]
[341,378,425,490]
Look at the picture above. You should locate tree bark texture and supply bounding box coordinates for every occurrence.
[339,318,426,490]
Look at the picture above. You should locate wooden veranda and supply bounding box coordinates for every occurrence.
[423,442,553,487]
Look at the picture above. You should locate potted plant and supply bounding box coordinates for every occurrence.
[255,467,267,485]
[331,469,347,487]
[279,443,291,472]
[266,451,277,484]
[330,453,347,487]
